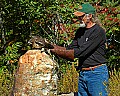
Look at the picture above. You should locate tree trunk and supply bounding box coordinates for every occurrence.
[12,50,58,96]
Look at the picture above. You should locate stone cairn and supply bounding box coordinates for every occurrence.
[12,50,58,96]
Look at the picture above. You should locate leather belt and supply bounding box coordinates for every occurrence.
[81,64,105,71]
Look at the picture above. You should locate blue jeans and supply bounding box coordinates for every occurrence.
[78,64,109,96]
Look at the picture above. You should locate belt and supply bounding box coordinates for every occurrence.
[81,64,105,71]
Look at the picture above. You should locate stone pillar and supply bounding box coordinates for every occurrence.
[12,50,58,96]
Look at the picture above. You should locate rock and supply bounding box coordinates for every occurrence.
[12,50,58,96]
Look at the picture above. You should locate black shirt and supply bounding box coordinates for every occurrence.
[66,24,107,68]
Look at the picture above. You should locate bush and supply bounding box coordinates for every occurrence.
[0,0,119,95]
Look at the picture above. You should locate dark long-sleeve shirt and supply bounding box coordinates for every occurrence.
[66,24,107,68]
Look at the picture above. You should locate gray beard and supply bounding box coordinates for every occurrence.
[79,23,86,27]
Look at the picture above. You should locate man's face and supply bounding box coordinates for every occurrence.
[78,14,90,23]
[77,14,92,27]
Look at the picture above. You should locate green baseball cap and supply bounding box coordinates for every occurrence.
[74,3,96,16]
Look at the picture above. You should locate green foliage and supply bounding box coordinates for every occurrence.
[2,42,22,63]
[94,1,120,70]
[0,0,119,95]
[0,67,15,96]
[0,42,22,69]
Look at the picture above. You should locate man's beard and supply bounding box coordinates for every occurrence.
[79,21,86,28]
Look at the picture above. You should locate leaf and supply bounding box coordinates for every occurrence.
[19,20,24,24]
[117,14,120,19]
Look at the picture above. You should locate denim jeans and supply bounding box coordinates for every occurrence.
[78,64,109,96]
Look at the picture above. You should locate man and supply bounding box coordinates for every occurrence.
[50,3,109,96]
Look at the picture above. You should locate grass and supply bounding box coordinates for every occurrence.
[108,70,120,96]
[0,65,120,96]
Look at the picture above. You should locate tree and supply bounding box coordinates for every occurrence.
[0,0,119,95]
